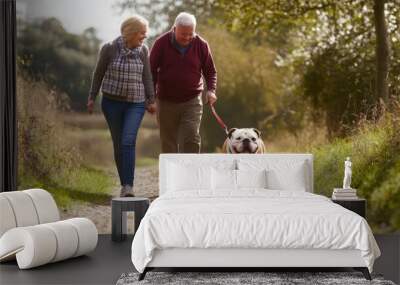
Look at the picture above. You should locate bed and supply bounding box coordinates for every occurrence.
[131,154,380,280]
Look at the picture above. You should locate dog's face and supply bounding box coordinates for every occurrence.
[225,128,264,154]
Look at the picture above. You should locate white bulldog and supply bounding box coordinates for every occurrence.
[222,128,266,154]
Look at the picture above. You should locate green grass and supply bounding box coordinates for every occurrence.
[18,166,115,209]
[55,166,115,195]
[136,157,159,167]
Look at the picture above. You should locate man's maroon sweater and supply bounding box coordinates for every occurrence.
[150,30,217,103]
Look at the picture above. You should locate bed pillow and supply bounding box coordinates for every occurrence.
[237,159,308,191]
[236,169,268,189]
[265,168,306,191]
[167,162,212,192]
[211,169,268,191]
[212,168,237,190]
[166,159,236,171]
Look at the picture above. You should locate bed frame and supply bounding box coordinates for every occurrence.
[138,154,372,281]
[139,248,370,280]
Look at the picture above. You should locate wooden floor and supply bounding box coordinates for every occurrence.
[0,234,398,285]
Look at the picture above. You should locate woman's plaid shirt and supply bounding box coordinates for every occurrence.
[101,37,146,102]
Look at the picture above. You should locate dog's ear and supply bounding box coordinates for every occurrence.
[228,128,238,139]
[253,128,261,138]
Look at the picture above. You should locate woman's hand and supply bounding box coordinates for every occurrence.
[146,103,157,114]
[87,99,94,114]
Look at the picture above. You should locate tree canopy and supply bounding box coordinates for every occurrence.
[214,0,400,135]
[17,17,101,110]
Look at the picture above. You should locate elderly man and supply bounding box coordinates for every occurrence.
[150,12,217,153]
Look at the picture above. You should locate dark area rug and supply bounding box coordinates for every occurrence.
[116,271,396,285]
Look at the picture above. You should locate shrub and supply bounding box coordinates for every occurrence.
[312,104,400,233]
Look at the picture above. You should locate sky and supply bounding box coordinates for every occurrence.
[16,0,133,43]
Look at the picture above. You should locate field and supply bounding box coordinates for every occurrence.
[61,112,160,171]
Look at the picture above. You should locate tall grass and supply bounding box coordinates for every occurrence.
[16,70,115,209]
[313,104,400,233]
[268,103,400,233]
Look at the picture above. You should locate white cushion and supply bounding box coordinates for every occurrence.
[42,220,79,262]
[0,191,39,227]
[0,189,98,269]
[0,189,59,237]
[237,159,307,191]
[159,154,313,195]
[0,226,57,269]
[0,196,17,237]
[212,168,237,190]
[24,189,60,223]
[266,168,306,191]
[236,169,268,189]
[0,218,98,269]
[167,162,212,191]
[65,218,98,257]
[162,157,236,194]
[211,169,268,191]
[165,158,236,170]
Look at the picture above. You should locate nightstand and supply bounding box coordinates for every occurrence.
[111,197,150,242]
[332,198,366,218]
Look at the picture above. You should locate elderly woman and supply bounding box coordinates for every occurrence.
[87,15,156,197]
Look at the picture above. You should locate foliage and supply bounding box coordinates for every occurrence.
[301,45,376,137]
[198,25,288,151]
[214,0,400,135]
[17,68,78,180]
[214,0,400,54]
[114,0,215,37]
[312,103,400,232]
[17,17,101,111]
[16,70,114,208]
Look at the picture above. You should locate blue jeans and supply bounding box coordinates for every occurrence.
[101,96,145,187]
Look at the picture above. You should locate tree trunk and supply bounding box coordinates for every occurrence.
[373,0,390,104]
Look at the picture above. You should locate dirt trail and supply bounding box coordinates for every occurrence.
[60,165,159,234]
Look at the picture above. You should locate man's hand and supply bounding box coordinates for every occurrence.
[87,99,94,114]
[146,103,157,114]
[207,91,217,105]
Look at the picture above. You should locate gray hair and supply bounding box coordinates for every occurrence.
[121,15,148,38]
[174,12,196,28]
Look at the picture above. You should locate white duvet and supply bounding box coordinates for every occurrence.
[131,190,380,273]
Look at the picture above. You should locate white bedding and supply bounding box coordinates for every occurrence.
[131,190,380,273]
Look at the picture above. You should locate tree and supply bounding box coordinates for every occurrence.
[373,0,390,104]
[198,26,286,151]
[215,0,399,135]
[17,18,100,111]
[114,0,215,38]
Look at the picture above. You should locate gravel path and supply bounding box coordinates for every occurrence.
[60,165,159,234]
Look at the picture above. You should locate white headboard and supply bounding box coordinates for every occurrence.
[159,153,314,196]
